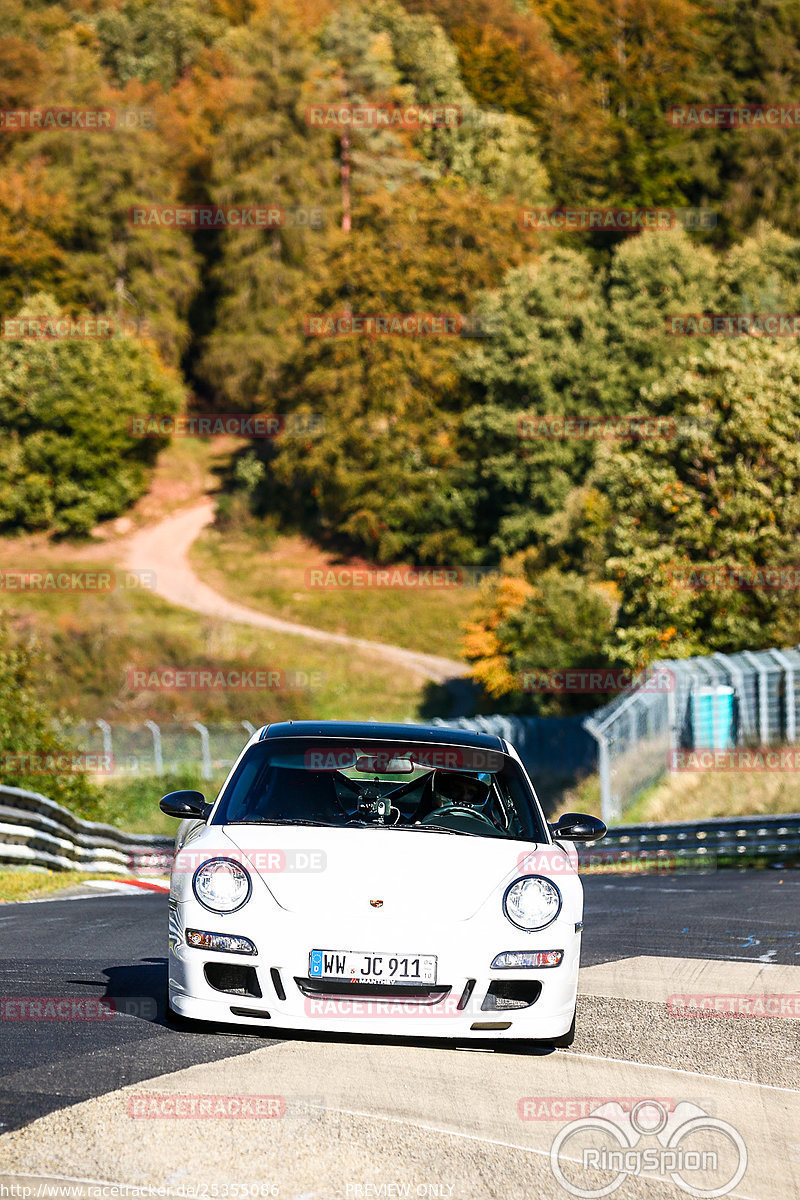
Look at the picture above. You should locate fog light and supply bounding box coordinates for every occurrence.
[491,950,563,969]
[186,929,256,955]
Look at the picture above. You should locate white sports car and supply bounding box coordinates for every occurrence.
[161,721,606,1045]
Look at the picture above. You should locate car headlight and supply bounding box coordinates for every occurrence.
[503,875,561,931]
[193,858,251,914]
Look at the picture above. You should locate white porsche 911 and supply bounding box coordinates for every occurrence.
[161,721,605,1046]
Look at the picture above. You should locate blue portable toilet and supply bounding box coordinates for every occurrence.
[690,686,735,748]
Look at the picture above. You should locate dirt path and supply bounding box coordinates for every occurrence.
[122,502,467,684]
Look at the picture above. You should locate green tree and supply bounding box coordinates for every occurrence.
[0,621,97,811]
[596,337,800,664]
[0,294,184,535]
[194,0,339,407]
[462,569,615,714]
[251,185,536,562]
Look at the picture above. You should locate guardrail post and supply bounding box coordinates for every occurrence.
[144,720,163,775]
[192,721,212,781]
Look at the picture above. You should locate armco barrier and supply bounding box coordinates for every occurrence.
[1,783,797,876]
[0,784,173,874]
[582,812,800,869]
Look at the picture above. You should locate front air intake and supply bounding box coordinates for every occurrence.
[204,963,262,998]
[481,980,542,1011]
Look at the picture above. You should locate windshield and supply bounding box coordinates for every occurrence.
[211,737,548,841]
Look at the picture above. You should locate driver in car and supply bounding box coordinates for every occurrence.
[429,771,492,814]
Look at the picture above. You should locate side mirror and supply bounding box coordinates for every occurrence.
[549,812,607,842]
[159,790,210,820]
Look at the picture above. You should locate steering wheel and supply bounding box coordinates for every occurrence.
[334,771,429,822]
[420,806,496,829]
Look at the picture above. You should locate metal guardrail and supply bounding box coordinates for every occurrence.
[0,784,173,874]
[577,813,800,871]
[1,783,796,878]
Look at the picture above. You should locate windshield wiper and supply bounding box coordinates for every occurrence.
[224,819,339,827]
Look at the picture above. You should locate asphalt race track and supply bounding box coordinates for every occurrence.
[1,871,799,1199]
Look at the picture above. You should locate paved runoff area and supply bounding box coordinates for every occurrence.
[0,873,798,1200]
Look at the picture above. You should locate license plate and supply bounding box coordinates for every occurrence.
[309,949,437,985]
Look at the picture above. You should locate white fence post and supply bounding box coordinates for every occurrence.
[192,721,212,781]
[144,720,163,775]
[95,719,113,762]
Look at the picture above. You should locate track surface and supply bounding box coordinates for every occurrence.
[1,872,797,1134]
[1,872,799,1199]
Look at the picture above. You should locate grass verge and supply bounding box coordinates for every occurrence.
[552,764,800,824]
[0,869,125,904]
[190,524,481,659]
[0,552,430,724]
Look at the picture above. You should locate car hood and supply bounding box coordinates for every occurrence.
[193,824,573,920]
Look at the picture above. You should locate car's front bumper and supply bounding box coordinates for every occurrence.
[168,900,580,1040]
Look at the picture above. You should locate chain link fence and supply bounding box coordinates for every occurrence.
[56,719,259,781]
[56,714,597,815]
[582,646,800,823]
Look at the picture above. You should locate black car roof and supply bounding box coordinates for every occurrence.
[258,720,505,750]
